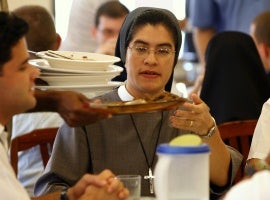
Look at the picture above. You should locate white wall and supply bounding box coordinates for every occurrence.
[8,0,53,15]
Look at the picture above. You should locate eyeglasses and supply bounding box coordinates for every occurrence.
[128,45,176,59]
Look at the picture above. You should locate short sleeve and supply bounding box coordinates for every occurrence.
[189,0,218,29]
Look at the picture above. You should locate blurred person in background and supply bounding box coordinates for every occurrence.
[13,5,61,54]
[199,31,270,125]
[91,1,129,55]
[188,0,270,95]
[60,0,118,52]
[250,10,270,80]
[247,10,270,173]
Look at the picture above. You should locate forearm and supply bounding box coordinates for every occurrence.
[193,28,215,65]
[189,28,215,96]
[29,89,61,112]
[203,130,231,186]
[246,158,270,176]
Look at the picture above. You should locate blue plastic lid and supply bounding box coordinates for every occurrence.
[157,143,210,154]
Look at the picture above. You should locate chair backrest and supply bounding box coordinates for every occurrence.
[218,119,258,183]
[10,127,59,175]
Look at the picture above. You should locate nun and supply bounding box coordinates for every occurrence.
[35,7,241,199]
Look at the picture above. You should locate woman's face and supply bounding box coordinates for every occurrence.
[125,24,176,98]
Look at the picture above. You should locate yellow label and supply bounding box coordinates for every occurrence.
[169,134,202,146]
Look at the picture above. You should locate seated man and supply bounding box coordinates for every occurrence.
[11,5,64,196]
[0,11,128,200]
[247,10,270,170]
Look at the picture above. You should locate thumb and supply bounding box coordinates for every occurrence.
[190,93,203,105]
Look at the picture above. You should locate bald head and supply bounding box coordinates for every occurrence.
[13,5,61,52]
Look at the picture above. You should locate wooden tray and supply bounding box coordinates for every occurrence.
[90,92,189,115]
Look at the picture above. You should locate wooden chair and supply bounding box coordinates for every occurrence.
[10,127,59,175]
[218,119,258,183]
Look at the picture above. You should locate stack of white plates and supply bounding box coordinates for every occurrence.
[30,51,124,98]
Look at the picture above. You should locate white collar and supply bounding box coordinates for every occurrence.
[117,85,134,101]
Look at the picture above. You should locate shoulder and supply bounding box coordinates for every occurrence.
[95,88,120,102]
[189,0,216,28]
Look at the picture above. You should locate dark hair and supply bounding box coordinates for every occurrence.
[0,11,28,70]
[95,1,129,27]
[13,5,56,52]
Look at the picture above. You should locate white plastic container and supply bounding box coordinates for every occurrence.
[154,143,210,200]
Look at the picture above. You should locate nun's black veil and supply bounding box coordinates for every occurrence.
[200,31,270,125]
[112,7,182,92]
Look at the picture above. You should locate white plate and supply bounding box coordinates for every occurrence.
[29,59,123,75]
[36,51,121,71]
[35,82,124,98]
[39,74,113,86]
